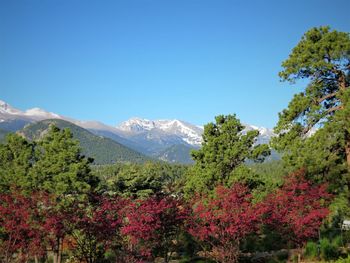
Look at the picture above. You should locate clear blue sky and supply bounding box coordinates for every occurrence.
[1,0,349,128]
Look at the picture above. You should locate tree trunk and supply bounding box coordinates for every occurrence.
[53,237,61,263]
[57,239,62,263]
[53,251,58,263]
[338,72,350,167]
[346,140,350,167]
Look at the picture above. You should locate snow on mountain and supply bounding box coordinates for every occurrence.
[116,118,203,146]
[0,100,23,115]
[243,124,275,144]
[116,118,274,147]
[117,117,157,132]
[24,107,62,120]
[0,100,62,121]
[0,99,275,163]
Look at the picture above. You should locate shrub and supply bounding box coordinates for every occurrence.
[320,237,339,260]
[304,241,318,259]
[334,255,350,263]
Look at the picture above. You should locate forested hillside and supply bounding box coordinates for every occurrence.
[19,119,151,164]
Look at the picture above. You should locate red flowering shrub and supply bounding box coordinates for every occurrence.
[69,195,128,263]
[121,195,189,263]
[0,191,50,263]
[188,184,261,263]
[261,169,331,247]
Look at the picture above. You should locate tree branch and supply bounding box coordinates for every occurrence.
[317,91,338,103]
[327,105,343,113]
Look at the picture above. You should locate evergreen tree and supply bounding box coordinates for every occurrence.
[0,134,36,192]
[185,115,270,195]
[30,125,99,198]
[274,26,350,167]
[273,26,350,218]
[0,125,99,200]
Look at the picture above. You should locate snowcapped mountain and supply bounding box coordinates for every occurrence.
[0,99,275,163]
[0,100,62,122]
[243,124,275,145]
[115,118,275,163]
[116,118,203,146]
[0,100,23,115]
[23,107,61,120]
[116,117,274,147]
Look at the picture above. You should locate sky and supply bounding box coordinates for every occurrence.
[1,0,349,128]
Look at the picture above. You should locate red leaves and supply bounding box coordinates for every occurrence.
[188,184,260,263]
[186,170,331,262]
[261,169,331,247]
[0,170,331,263]
[67,195,128,263]
[121,195,189,262]
[75,195,127,242]
[0,191,51,262]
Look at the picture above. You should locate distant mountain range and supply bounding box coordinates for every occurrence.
[0,100,275,164]
[19,119,150,164]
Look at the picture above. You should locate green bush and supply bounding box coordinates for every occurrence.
[304,241,318,259]
[334,255,350,263]
[320,237,339,261]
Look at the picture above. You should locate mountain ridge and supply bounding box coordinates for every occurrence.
[0,99,275,163]
[19,119,151,164]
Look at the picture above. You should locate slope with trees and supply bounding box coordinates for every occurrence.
[19,119,151,164]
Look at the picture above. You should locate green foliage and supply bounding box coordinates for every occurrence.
[320,237,340,261]
[92,162,188,198]
[30,125,99,197]
[0,125,99,199]
[20,119,150,164]
[279,26,350,82]
[304,241,318,259]
[247,160,287,202]
[185,115,270,195]
[0,133,36,192]
[274,25,350,156]
[334,255,350,263]
[273,26,350,219]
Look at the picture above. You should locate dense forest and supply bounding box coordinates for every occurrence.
[0,26,350,263]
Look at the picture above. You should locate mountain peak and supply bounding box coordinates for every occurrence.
[24,107,61,119]
[116,117,203,146]
[117,117,157,132]
[0,100,22,115]
[0,99,276,159]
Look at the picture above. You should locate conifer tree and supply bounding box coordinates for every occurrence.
[274,26,350,167]
[30,124,99,199]
[185,115,270,195]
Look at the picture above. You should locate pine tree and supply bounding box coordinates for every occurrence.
[185,115,270,195]
[30,124,99,199]
[0,134,36,192]
[274,26,350,167]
